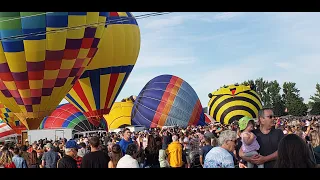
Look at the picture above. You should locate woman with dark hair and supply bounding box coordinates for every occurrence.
[144,135,160,168]
[29,150,39,168]
[108,144,122,168]
[274,134,316,168]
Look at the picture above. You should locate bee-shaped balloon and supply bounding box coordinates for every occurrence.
[208,84,262,124]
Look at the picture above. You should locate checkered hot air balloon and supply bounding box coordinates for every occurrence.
[0,12,107,130]
[0,122,16,141]
[208,84,262,124]
[131,75,206,128]
[65,12,140,127]
[0,102,26,134]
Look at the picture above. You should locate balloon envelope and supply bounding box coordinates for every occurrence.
[131,75,206,128]
[0,102,26,134]
[39,103,96,133]
[103,96,134,130]
[66,12,140,127]
[0,12,107,129]
[0,122,16,141]
[208,84,262,124]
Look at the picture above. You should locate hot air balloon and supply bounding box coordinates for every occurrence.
[0,102,26,134]
[103,96,135,130]
[204,113,215,124]
[39,103,96,133]
[207,84,262,124]
[0,122,16,142]
[65,12,140,127]
[0,12,107,129]
[131,75,206,128]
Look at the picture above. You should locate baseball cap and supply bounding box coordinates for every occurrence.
[239,116,254,131]
[45,143,53,149]
[65,140,81,149]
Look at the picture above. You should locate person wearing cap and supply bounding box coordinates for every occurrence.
[238,116,263,168]
[41,143,60,168]
[57,140,79,168]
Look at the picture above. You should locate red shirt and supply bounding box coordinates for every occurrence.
[4,162,16,168]
[75,156,82,168]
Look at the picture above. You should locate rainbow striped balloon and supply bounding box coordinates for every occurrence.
[131,75,205,128]
[39,103,96,133]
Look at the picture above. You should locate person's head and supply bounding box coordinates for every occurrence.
[309,130,320,148]
[172,135,178,142]
[122,128,132,140]
[275,134,316,168]
[13,147,20,155]
[32,143,38,150]
[204,136,211,145]
[258,108,275,129]
[89,136,100,148]
[65,140,80,157]
[238,116,255,132]
[0,150,13,165]
[25,140,29,147]
[218,130,237,152]
[126,143,138,158]
[44,143,53,151]
[79,142,86,149]
[110,144,122,167]
[20,145,28,152]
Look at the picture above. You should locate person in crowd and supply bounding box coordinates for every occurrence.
[41,143,60,168]
[20,145,31,168]
[57,140,79,168]
[0,150,16,168]
[204,130,237,168]
[159,141,169,168]
[12,148,28,168]
[309,130,320,164]
[144,135,160,168]
[240,108,284,168]
[29,150,39,168]
[166,135,183,168]
[274,134,316,168]
[108,144,122,168]
[116,143,139,168]
[81,136,110,168]
[77,142,89,158]
[118,128,133,155]
[200,136,213,167]
[238,116,263,168]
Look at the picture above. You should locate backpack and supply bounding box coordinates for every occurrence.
[190,153,202,168]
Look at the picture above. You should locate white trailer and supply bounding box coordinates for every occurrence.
[22,128,73,143]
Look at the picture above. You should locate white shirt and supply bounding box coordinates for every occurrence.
[116,155,140,168]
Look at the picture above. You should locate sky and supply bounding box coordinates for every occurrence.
[60,12,320,107]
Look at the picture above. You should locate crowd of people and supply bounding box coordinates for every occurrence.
[0,108,319,168]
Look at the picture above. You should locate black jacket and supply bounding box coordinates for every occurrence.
[57,155,77,168]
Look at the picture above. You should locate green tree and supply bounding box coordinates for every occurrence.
[310,102,320,115]
[282,82,307,116]
[308,83,320,108]
[268,80,286,116]
[255,78,271,107]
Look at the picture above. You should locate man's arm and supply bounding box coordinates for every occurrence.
[252,151,278,165]
[41,153,46,167]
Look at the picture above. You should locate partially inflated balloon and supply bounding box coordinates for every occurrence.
[39,103,96,133]
[103,96,135,130]
[66,12,140,127]
[132,75,206,128]
[0,122,16,140]
[208,84,262,124]
[0,102,26,134]
[0,12,107,129]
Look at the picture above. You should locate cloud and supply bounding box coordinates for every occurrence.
[212,12,244,21]
[135,56,196,69]
[144,15,186,29]
[274,62,292,70]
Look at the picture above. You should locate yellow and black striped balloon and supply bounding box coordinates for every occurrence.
[208,84,262,124]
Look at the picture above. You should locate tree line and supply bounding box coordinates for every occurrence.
[235,78,320,117]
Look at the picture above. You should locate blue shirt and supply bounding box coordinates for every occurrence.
[41,150,59,168]
[204,147,235,168]
[118,138,133,155]
[12,155,28,168]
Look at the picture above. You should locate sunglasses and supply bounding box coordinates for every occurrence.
[264,115,275,119]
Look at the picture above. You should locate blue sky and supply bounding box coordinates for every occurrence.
[60,12,320,107]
